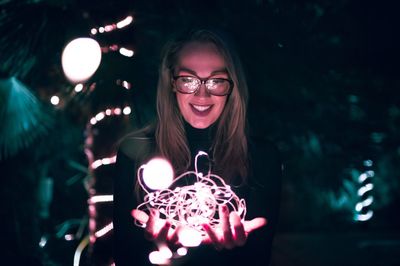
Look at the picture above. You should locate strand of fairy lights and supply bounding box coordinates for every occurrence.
[91,15,134,35]
[101,45,134,57]
[88,195,114,204]
[88,195,114,242]
[91,155,117,169]
[94,222,114,238]
[135,151,247,237]
[354,160,375,222]
[89,106,131,126]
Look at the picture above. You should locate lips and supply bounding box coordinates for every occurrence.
[190,104,213,116]
[192,104,211,111]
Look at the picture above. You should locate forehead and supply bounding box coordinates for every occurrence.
[176,42,226,74]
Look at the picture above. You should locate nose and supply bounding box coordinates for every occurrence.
[194,82,211,97]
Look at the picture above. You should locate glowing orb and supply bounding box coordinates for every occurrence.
[142,158,174,190]
[148,250,170,265]
[176,247,187,256]
[61,37,102,83]
[178,227,202,247]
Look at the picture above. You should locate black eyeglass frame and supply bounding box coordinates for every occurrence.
[172,75,234,96]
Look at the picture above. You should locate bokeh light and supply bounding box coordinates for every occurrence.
[61,37,102,83]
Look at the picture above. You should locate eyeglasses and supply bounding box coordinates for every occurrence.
[173,76,233,96]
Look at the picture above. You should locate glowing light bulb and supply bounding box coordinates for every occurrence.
[95,112,105,121]
[123,106,131,115]
[159,246,172,259]
[114,108,121,115]
[178,227,202,247]
[50,95,59,105]
[119,47,134,57]
[142,158,174,190]
[74,84,83,92]
[176,247,187,256]
[148,251,170,265]
[61,38,102,83]
[117,16,134,28]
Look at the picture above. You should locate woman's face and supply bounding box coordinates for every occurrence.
[174,42,229,129]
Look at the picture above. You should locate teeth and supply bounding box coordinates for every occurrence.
[192,105,211,112]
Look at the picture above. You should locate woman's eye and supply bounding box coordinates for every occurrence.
[211,79,224,84]
[181,77,195,83]
[208,79,225,86]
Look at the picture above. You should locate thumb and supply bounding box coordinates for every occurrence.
[243,217,267,233]
[131,209,149,224]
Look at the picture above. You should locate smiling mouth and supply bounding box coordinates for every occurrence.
[191,104,212,112]
[190,104,213,116]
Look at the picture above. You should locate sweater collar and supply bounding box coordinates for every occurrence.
[184,121,217,142]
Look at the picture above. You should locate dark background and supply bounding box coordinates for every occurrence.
[1,0,399,265]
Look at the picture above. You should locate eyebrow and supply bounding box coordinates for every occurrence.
[176,67,228,76]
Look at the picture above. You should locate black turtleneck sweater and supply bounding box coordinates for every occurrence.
[113,123,282,266]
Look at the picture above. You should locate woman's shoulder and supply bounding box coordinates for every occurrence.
[117,124,156,161]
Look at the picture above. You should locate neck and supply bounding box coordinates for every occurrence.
[184,121,216,140]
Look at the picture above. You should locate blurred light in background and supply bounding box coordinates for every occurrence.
[74,83,83,92]
[116,79,132,90]
[119,47,134,57]
[90,15,134,35]
[89,106,132,125]
[61,38,102,83]
[50,95,60,105]
[91,155,117,169]
[122,106,131,115]
[354,160,375,222]
[116,15,134,29]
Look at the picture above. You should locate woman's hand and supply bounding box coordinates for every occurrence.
[131,209,181,248]
[132,205,267,251]
[132,209,184,266]
[201,205,267,250]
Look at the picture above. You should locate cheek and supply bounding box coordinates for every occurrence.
[176,94,190,113]
[215,97,228,114]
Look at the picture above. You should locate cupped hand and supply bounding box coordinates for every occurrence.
[131,209,181,248]
[201,205,267,250]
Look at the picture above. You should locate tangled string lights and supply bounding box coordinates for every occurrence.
[135,151,247,237]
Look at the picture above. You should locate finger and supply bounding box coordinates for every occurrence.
[156,220,171,243]
[131,209,149,225]
[202,224,222,250]
[243,217,268,233]
[145,208,159,240]
[168,225,182,246]
[229,212,246,246]
[220,205,234,249]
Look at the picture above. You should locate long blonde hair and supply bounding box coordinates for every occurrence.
[156,29,249,183]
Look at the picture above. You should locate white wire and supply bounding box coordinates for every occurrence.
[135,151,246,235]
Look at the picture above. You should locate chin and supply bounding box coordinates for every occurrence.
[190,123,209,129]
[189,120,214,129]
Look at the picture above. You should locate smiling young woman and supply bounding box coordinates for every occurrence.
[113,29,282,266]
